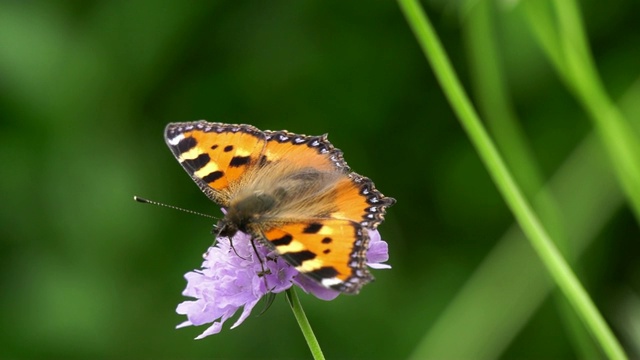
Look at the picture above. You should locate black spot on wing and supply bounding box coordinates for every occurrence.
[202,171,224,183]
[182,153,210,172]
[287,250,316,264]
[229,155,251,167]
[306,266,339,279]
[176,136,197,154]
[271,234,293,246]
[321,237,332,244]
[258,155,271,167]
[224,145,233,152]
[303,223,323,234]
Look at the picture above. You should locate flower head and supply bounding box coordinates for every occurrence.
[176,229,390,339]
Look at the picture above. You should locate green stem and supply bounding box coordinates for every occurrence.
[397,0,626,359]
[464,2,590,357]
[554,0,640,223]
[523,0,640,224]
[286,288,325,360]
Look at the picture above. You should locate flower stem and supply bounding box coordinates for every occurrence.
[397,0,627,359]
[286,288,325,360]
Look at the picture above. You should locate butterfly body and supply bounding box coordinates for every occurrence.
[166,120,395,294]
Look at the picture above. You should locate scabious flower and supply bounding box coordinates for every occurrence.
[176,229,391,339]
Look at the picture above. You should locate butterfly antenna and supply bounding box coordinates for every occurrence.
[133,196,218,220]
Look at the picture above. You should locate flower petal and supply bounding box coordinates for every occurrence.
[230,299,260,329]
[177,226,392,337]
[293,275,341,301]
[366,230,391,267]
[195,322,223,339]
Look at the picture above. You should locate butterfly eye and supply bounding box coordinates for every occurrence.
[216,219,237,238]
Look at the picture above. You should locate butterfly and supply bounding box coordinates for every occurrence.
[165,120,395,294]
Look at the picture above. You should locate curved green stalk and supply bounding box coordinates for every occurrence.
[397,0,626,359]
[524,0,640,224]
[464,1,590,357]
[286,288,325,360]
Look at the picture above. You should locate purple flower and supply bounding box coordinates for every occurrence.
[176,229,391,339]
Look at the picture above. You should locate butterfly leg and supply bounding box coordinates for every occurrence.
[248,236,274,293]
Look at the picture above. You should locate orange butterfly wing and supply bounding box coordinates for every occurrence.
[165,121,266,205]
[262,130,394,227]
[257,130,395,293]
[261,219,372,293]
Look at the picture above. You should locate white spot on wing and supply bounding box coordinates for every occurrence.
[295,259,324,272]
[276,240,305,254]
[235,148,252,157]
[317,226,334,235]
[194,162,221,178]
[168,134,185,145]
[321,278,343,287]
[178,147,203,161]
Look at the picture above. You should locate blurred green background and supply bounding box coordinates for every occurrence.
[2,0,640,358]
